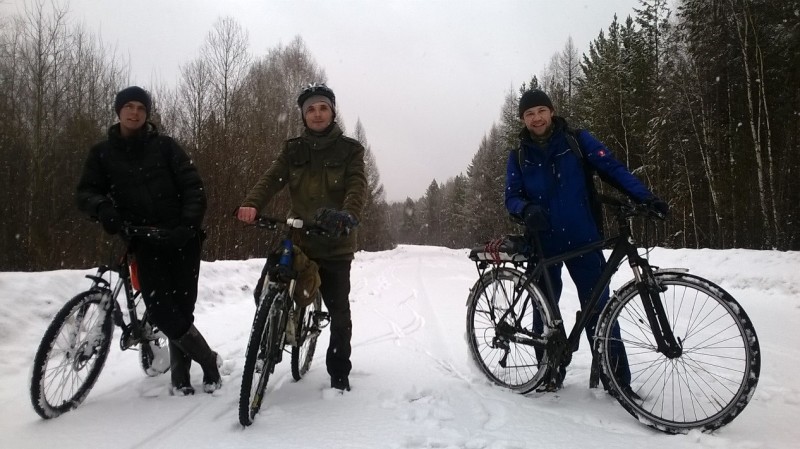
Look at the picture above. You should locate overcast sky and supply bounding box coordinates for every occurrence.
[4,0,645,202]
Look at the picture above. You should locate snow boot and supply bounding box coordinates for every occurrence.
[331,376,350,392]
[169,340,195,396]
[173,325,222,394]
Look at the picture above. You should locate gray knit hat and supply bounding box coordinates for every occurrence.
[301,94,334,113]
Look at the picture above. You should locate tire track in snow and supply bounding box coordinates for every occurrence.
[351,251,425,348]
[125,401,204,449]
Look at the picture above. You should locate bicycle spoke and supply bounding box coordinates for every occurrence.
[597,273,759,433]
[467,267,553,393]
[31,291,113,419]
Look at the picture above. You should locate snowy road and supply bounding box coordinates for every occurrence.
[1,245,798,448]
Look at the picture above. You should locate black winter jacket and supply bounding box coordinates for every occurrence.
[76,123,206,230]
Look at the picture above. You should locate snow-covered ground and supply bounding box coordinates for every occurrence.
[1,245,798,448]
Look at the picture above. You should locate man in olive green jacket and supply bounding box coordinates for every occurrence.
[237,83,366,391]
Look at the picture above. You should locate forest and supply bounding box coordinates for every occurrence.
[394,0,799,253]
[1,0,797,271]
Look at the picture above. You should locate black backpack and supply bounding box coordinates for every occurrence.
[564,128,605,236]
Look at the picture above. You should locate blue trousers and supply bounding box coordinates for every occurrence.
[534,248,631,386]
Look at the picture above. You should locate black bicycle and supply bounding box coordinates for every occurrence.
[466,197,760,433]
[30,226,172,419]
[239,216,330,427]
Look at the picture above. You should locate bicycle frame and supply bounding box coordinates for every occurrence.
[84,254,150,350]
[254,217,306,304]
[252,216,332,352]
[487,203,681,383]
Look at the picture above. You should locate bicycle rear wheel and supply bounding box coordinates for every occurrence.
[239,287,288,426]
[596,272,760,433]
[30,290,114,419]
[466,267,556,393]
[291,293,322,381]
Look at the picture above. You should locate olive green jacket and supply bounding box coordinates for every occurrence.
[242,124,367,260]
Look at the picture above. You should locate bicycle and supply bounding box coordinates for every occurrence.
[465,197,760,433]
[239,216,330,427]
[30,226,172,419]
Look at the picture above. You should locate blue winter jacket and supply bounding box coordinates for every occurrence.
[505,117,653,255]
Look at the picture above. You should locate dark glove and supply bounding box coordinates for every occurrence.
[523,204,549,231]
[314,208,358,237]
[644,196,670,218]
[97,203,122,235]
[168,226,196,248]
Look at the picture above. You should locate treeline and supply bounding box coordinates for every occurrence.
[0,2,394,271]
[2,1,797,272]
[393,0,799,251]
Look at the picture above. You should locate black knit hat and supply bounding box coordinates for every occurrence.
[114,86,152,116]
[518,89,554,118]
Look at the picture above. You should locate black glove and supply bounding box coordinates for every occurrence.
[644,196,670,218]
[97,202,122,235]
[314,208,358,237]
[168,226,196,248]
[523,204,549,231]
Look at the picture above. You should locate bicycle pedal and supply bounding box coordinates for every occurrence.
[119,327,140,350]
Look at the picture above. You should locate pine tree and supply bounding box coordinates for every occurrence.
[353,119,395,251]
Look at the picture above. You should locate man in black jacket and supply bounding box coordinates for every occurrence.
[76,86,221,395]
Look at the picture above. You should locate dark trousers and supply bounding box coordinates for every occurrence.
[535,249,631,385]
[315,258,353,380]
[134,236,202,340]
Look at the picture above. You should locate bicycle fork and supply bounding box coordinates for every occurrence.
[630,264,683,359]
[68,287,114,369]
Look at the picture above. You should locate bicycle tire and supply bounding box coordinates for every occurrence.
[595,271,760,433]
[30,290,114,419]
[239,287,288,426]
[466,267,556,393]
[291,293,322,381]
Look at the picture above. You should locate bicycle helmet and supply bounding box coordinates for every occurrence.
[297,82,336,111]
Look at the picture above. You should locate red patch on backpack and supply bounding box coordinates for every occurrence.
[597,149,607,157]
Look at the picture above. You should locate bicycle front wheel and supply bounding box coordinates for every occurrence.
[291,293,322,381]
[466,267,556,393]
[239,287,288,427]
[596,272,760,433]
[30,290,114,419]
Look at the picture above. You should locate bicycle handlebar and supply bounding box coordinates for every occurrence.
[251,215,334,236]
[253,216,305,230]
[598,194,667,222]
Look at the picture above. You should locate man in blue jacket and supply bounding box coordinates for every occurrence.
[505,89,668,394]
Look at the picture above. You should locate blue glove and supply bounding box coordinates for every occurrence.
[314,208,358,237]
[97,203,122,235]
[523,204,549,231]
